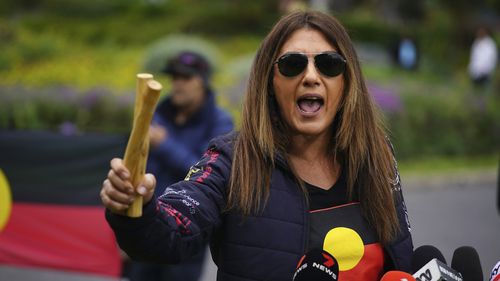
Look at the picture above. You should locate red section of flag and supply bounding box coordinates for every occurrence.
[339,243,385,281]
[0,203,121,277]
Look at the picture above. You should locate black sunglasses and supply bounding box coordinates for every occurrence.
[274,51,347,78]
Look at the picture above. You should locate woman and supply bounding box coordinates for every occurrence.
[101,11,413,281]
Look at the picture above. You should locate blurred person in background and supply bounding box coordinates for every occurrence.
[468,27,498,88]
[397,35,419,71]
[124,51,234,281]
[389,33,419,71]
[102,11,412,281]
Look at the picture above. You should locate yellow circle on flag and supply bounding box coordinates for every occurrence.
[0,169,12,232]
[323,227,364,271]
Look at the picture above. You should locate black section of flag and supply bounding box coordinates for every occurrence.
[0,131,127,205]
[309,202,377,250]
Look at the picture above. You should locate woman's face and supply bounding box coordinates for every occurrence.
[272,28,344,138]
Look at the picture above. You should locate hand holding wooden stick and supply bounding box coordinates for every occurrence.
[123,74,162,217]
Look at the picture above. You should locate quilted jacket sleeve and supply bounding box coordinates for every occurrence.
[105,134,233,264]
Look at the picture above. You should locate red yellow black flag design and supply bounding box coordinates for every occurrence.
[309,202,385,281]
[0,131,127,277]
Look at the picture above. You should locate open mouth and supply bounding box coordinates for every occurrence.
[297,94,324,113]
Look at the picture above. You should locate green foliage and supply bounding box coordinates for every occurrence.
[0,86,134,133]
[395,100,495,157]
[362,62,499,160]
[0,0,498,161]
[2,0,280,47]
[141,35,221,74]
[386,83,500,160]
[179,0,280,36]
[338,13,398,48]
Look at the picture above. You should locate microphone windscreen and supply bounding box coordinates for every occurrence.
[411,245,447,273]
[293,248,339,281]
[380,270,416,281]
[490,261,500,281]
[451,246,483,281]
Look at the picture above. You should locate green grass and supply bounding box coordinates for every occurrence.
[398,154,499,175]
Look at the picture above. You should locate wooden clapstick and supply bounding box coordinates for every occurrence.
[134,73,153,201]
[124,75,162,217]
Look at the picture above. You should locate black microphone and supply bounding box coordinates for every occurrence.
[412,245,447,273]
[293,249,339,281]
[411,245,463,281]
[451,246,483,281]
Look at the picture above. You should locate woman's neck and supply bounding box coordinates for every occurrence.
[287,132,340,190]
[288,131,331,161]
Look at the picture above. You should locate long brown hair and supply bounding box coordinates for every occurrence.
[228,11,399,243]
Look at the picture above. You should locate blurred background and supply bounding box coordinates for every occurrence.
[0,0,498,280]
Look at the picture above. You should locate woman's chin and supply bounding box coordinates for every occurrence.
[290,123,330,138]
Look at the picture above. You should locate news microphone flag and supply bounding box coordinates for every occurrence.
[293,249,339,281]
[489,261,500,281]
[381,270,417,281]
[413,258,463,281]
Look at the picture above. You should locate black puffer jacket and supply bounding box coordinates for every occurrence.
[106,132,413,281]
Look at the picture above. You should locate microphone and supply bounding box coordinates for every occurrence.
[381,270,416,281]
[293,248,339,281]
[411,245,463,281]
[451,246,483,281]
[412,245,447,273]
[489,261,500,281]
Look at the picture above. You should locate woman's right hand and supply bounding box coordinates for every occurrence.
[100,158,156,215]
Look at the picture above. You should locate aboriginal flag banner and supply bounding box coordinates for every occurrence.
[0,130,127,277]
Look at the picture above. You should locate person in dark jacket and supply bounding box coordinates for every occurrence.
[148,51,234,198]
[124,51,233,281]
[101,11,413,281]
